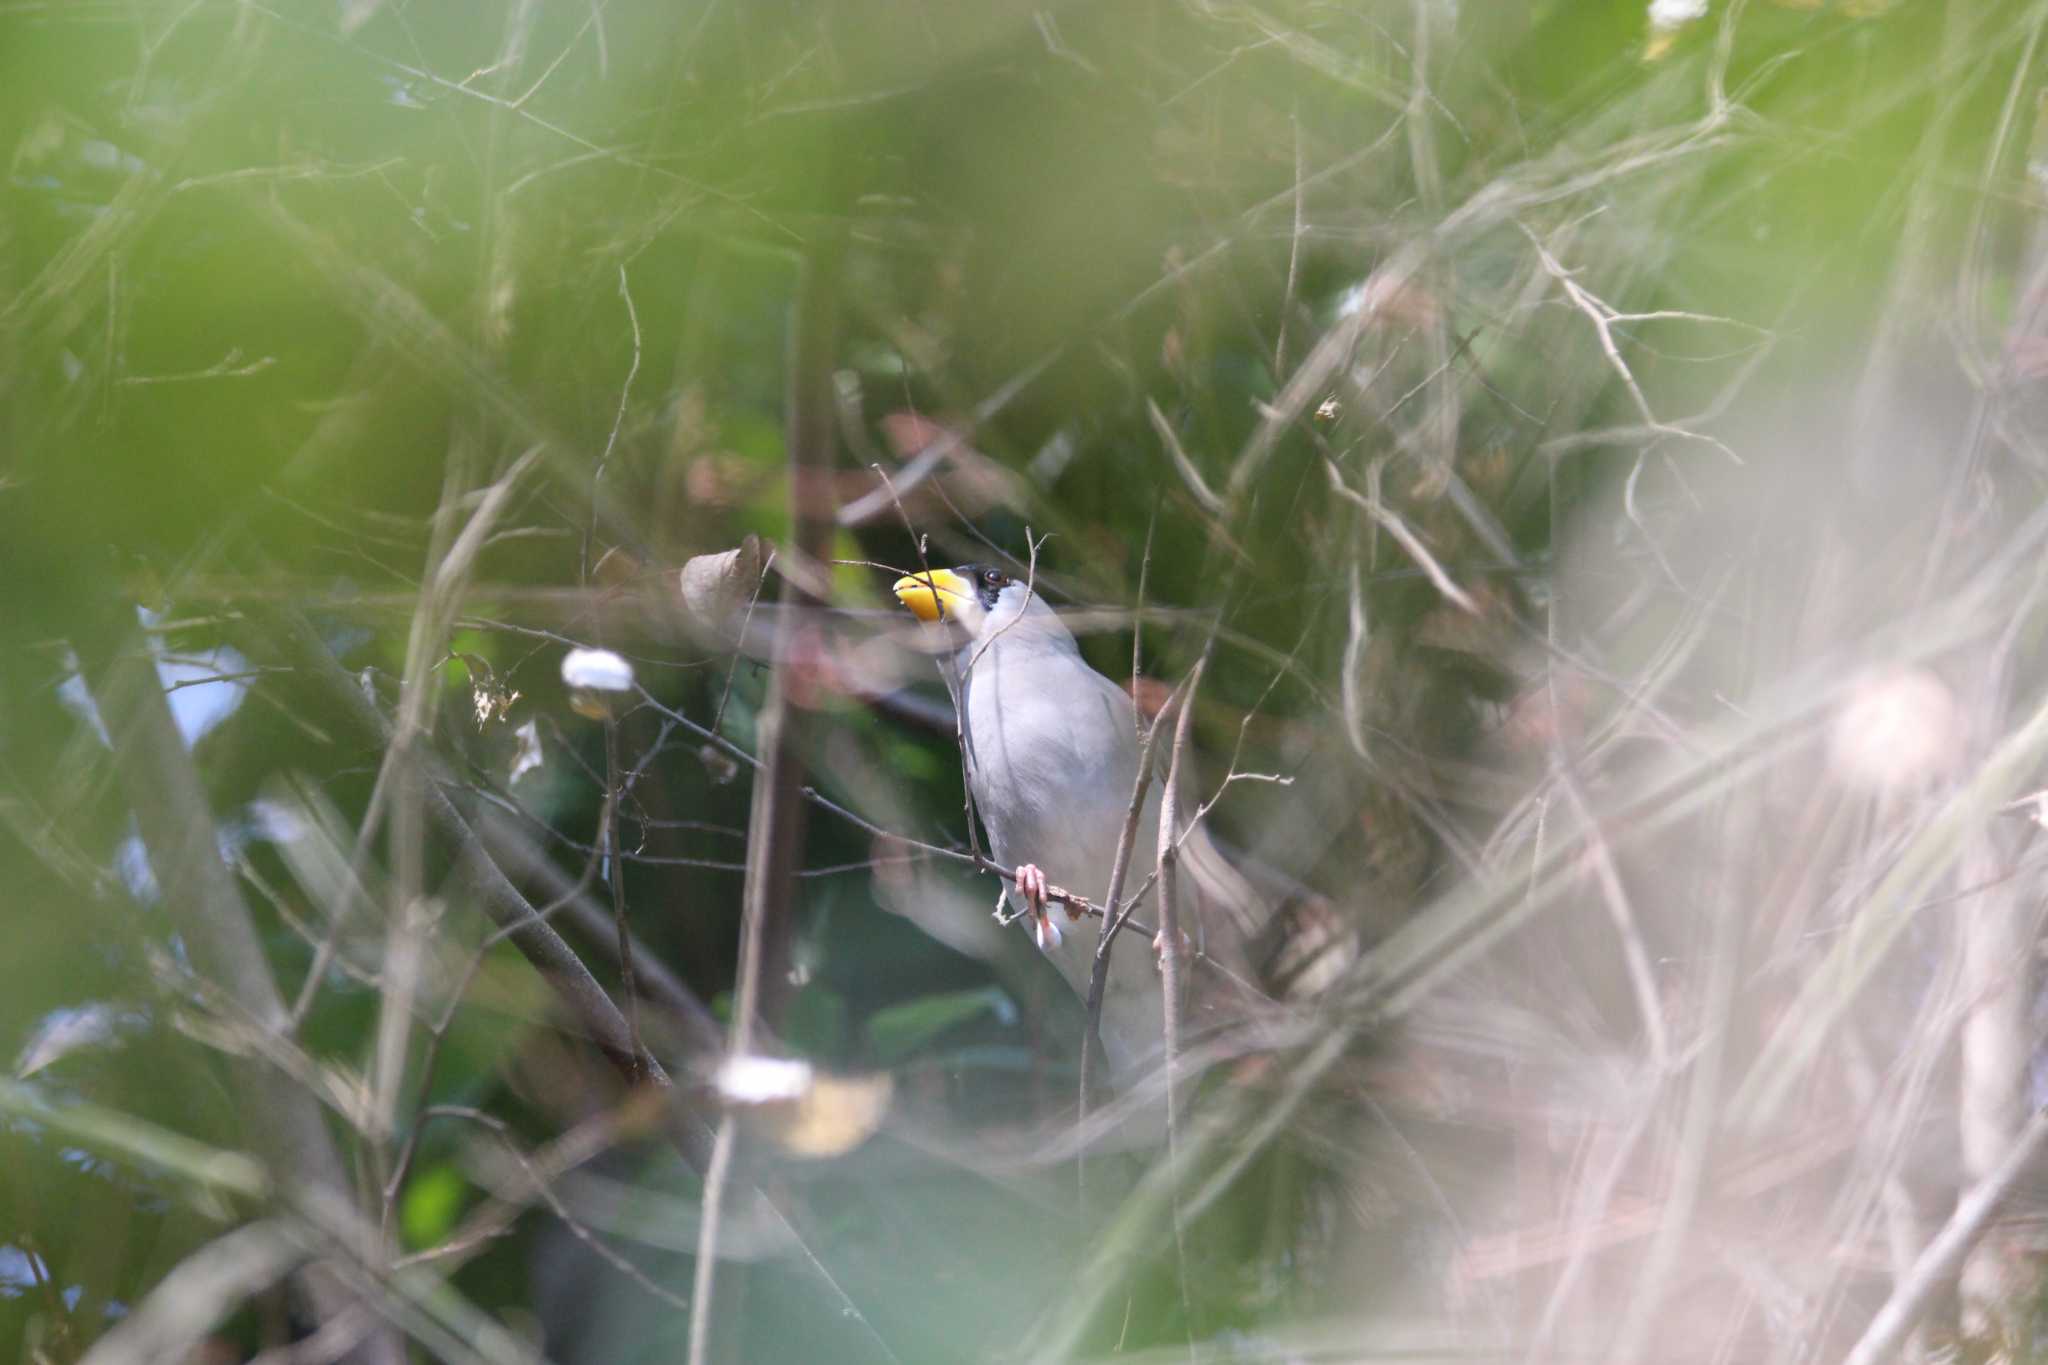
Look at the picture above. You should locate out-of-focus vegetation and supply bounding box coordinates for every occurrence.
[10,0,2048,1361]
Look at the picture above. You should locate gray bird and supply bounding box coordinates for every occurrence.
[892,563,1269,1083]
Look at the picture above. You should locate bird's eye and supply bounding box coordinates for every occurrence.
[983,569,1004,585]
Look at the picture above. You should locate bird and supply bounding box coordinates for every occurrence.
[891,562,1272,1084]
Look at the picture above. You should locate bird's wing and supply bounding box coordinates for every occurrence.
[969,644,1276,950]
[961,637,1139,890]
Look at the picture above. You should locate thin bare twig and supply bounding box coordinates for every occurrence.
[602,720,645,1081]
[1153,652,1208,1346]
[707,546,775,740]
[247,603,894,1358]
[247,605,690,1112]
[1133,501,1157,740]
[1145,398,1225,517]
[584,263,642,583]
[876,463,987,865]
[383,830,611,1240]
[1555,760,1672,1072]
[689,229,849,1365]
[687,660,790,1365]
[1522,225,1744,464]
[1324,456,1479,615]
[1155,655,1206,1148]
[1079,680,1183,1122]
[406,1106,692,1314]
[628,684,1151,930]
[1845,1106,2048,1365]
[77,608,407,1365]
[1276,108,1305,380]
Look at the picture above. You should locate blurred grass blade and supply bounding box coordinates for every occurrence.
[1731,684,2048,1129]
[0,1076,269,1200]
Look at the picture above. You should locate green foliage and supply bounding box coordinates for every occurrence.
[863,986,1014,1065]
[7,0,2048,1360]
[400,1163,470,1253]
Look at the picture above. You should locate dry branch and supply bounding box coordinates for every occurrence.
[244,601,895,1355]
[1078,688,1176,1117]
[1155,656,1206,1152]
[1845,1106,2048,1365]
[245,604,707,1146]
[689,228,848,1365]
[75,607,407,1365]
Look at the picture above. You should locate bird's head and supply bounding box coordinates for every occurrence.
[891,563,1029,640]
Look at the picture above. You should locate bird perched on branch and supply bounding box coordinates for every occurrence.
[891,562,1278,1084]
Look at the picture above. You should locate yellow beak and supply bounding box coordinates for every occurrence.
[891,568,970,623]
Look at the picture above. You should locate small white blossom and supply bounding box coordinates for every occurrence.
[560,647,635,693]
[1648,0,1708,30]
[716,1054,814,1105]
[1828,668,1959,793]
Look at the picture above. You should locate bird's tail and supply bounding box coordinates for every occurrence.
[1176,812,1358,1003]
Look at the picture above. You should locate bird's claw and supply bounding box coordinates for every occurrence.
[1015,862,1049,908]
[1152,927,1193,974]
[1015,863,1062,951]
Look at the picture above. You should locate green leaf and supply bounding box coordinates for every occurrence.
[400,1162,468,1252]
[886,739,943,783]
[865,987,1015,1065]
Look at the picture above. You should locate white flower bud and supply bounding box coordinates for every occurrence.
[560,647,635,693]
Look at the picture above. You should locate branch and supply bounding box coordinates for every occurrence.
[602,719,646,1081]
[479,807,723,1056]
[78,1221,309,1365]
[1150,650,1206,1348]
[1554,760,1671,1072]
[74,607,406,1365]
[632,686,1157,934]
[1155,655,1207,1155]
[244,603,897,1359]
[688,664,792,1365]
[1079,683,1180,1116]
[1845,1105,2048,1365]
[243,605,707,1147]
[1323,456,1479,616]
[1522,226,1744,464]
[690,225,846,1365]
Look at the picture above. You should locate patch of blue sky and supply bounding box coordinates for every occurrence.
[57,607,255,753]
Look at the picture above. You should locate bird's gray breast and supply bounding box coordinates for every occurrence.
[959,638,1140,902]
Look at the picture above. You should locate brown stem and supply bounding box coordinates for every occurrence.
[1155,656,1206,1153]
[248,604,708,1153]
[74,607,407,1365]
[1845,1105,2048,1365]
[603,718,646,1081]
[245,602,894,1357]
[1153,653,1207,1337]
[1078,682,1182,1112]
[690,226,845,1365]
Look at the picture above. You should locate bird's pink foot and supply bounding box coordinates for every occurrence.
[1015,862,1048,908]
[1015,863,1061,950]
[1152,927,1192,973]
